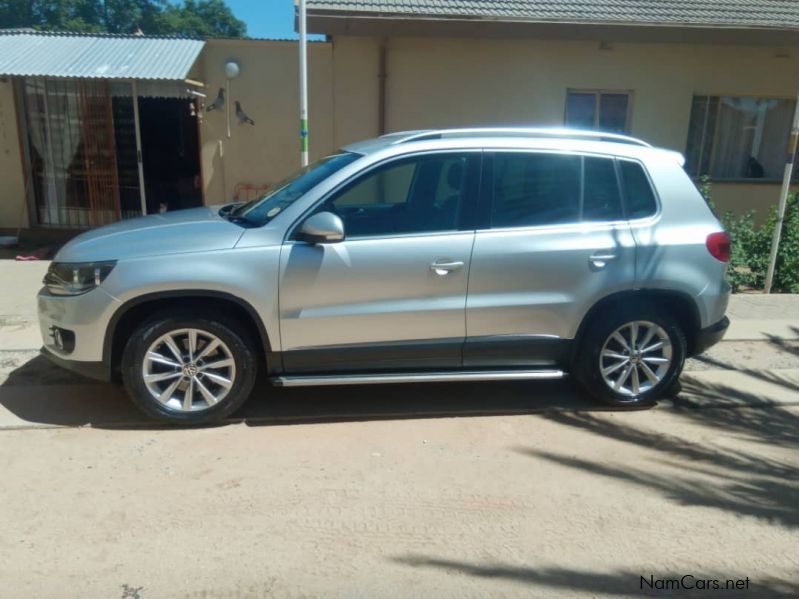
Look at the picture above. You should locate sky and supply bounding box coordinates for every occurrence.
[225,0,324,40]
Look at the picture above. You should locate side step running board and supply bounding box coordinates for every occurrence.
[271,370,565,387]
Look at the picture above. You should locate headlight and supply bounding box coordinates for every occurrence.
[43,261,116,296]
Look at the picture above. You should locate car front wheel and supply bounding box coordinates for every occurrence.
[121,312,258,424]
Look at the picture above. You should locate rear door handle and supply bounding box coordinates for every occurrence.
[430,260,464,275]
[589,253,617,268]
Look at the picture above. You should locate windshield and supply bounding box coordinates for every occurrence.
[227,152,360,226]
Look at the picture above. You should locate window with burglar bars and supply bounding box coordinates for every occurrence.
[19,78,142,228]
[685,95,797,181]
[565,90,632,134]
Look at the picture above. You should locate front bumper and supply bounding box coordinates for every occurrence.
[692,316,730,356]
[40,346,111,382]
[37,286,119,377]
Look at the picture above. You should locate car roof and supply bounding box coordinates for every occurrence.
[341,127,684,166]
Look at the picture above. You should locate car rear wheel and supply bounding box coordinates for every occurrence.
[576,307,686,407]
[122,312,257,424]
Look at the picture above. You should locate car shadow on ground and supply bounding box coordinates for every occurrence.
[0,354,624,429]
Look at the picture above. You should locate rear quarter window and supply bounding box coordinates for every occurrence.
[583,156,624,221]
[619,160,658,219]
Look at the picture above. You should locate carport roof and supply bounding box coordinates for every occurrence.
[0,31,205,80]
[304,0,799,30]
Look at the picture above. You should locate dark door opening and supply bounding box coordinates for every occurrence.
[138,97,202,213]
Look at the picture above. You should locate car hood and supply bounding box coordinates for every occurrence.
[54,206,245,262]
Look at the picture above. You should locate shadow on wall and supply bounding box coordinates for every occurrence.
[203,137,228,205]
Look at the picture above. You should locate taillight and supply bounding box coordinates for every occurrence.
[706,232,730,262]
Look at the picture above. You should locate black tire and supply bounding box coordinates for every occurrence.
[574,305,687,407]
[121,310,258,425]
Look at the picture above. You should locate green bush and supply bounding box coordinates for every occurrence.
[700,177,799,293]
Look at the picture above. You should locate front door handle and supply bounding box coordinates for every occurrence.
[589,253,618,269]
[430,260,464,275]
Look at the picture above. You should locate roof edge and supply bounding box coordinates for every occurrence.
[305,13,799,45]
[304,10,799,33]
[0,29,205,41]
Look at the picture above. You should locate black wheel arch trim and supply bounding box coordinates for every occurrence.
[572,288,703,362]
[102,290,273,370]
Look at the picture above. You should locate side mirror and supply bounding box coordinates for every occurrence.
[297,211,345,244]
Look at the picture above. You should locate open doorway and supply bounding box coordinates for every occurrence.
[138,97,202,214]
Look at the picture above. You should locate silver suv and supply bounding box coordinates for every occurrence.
[38,128,731,424]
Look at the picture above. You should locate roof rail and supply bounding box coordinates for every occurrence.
[389,127,652,148]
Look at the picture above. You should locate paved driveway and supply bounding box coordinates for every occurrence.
[0,261,798,597]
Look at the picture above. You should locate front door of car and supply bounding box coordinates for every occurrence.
[278,151,480,373]
[464,151,637,368]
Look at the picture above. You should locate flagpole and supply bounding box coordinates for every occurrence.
[299,0,309,167]
[765,89,799,293]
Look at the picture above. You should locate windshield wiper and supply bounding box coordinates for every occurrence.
[220,202,247,216]
[224,213,254,227]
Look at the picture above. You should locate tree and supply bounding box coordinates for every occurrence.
[0,0,247,37]
[104,0,168,34]
[161,0,245,38]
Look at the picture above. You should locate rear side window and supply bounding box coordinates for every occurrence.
[620,160,658,218]
[490,152,624,227]
[491,153,581,227]
[583,157,623,221]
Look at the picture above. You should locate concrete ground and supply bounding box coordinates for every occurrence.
[0,261,798,598]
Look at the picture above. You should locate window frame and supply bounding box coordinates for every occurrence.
[286,149,483,242]
[564,89,634,133]
[685,93,797,183]
[479,150,647,232]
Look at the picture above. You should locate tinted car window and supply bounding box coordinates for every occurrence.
[322,154,470,237]
[491,153,581,227]
[620,160,658,218]
[583,157,623,221]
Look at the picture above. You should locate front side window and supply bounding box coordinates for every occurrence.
[490,153,624,228]
[565,90,631,133]
[685,95,795,180]
[318,153,472,238]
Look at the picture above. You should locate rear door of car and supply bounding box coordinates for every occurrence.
[464,150,637,368]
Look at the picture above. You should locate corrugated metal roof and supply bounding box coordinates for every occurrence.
[305,0,799,30]
[0,31,205,80]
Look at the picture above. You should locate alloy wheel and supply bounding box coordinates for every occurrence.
[142,328,236,412]
[599,320,673,397]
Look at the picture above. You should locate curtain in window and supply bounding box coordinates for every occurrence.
[47,80,86,223]
[714,98,776,179]
[23,80,60,225]
[21,78,131,227]
[687,95,794,180]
